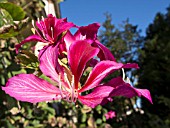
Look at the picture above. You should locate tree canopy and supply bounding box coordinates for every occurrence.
[137,6,170,128]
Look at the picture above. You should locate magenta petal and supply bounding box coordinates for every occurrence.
[89,58,99,67]
[102,76,126,88]
[78,95,104,108]
[135,88,153,104]
[39,45,63,82]
[2,74,61,103]
[108,82,153,104]
[68,40,99,89]
[64,31,76,51]
[15,35,46,53]
[93,40,116,61]
[78,86,113,108]
[54,20,75,40]
[78,78,124,107]
[122,63,139,69]
[74,23,100,40]
[79,61,124,93]
[102,77,152,103]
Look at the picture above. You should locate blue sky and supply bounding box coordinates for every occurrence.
[60,0,170,35]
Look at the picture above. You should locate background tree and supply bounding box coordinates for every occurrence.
[99,13,143,63]
[137,6,170,128]
[99,13,147,127]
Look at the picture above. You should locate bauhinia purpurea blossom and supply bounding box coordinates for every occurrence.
[2,14,152,108]
[15,14,74,54]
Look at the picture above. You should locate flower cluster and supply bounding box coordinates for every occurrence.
[2,14,152,108]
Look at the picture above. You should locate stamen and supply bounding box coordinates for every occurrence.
[71,75,75,102]
[59,81,70,102]
[64,73,72,90]
[64,73,73,102]
[122,68,125,81]
[71,75,75,88]
[63,73,78,103]
[41,16,48,34]
[126,77,131,84]
[122,68,131,84]
[31,20,44,39]
[37,18,47,40]
[51,27,54,39]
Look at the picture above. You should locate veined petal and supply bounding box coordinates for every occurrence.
[79,61,124,93]
[78,86,113,108]
[15,35,46,53]
[39,45,63,82]
[68,40,99,89]
[2,74,61,103]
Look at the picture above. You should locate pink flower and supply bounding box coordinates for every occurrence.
[15,14,74,53]
[105,111,116,120]
[2,40,152,108]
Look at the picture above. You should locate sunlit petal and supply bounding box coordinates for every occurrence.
[2,74,61,103]
[68,40,99,89]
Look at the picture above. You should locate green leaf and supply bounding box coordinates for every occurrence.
[0,29,18,39]
[0,2,25,21]
[95,105,102,111]
[42,106,55,115]
[0,8,13,27]
[20,50,38,63]
[7,62,20,71]
[2,119,15,128]
[81,114,87,123]
[16,51,39,69]
[6,95,17,109]
[96,118,102,124]
[102,115,106,122]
